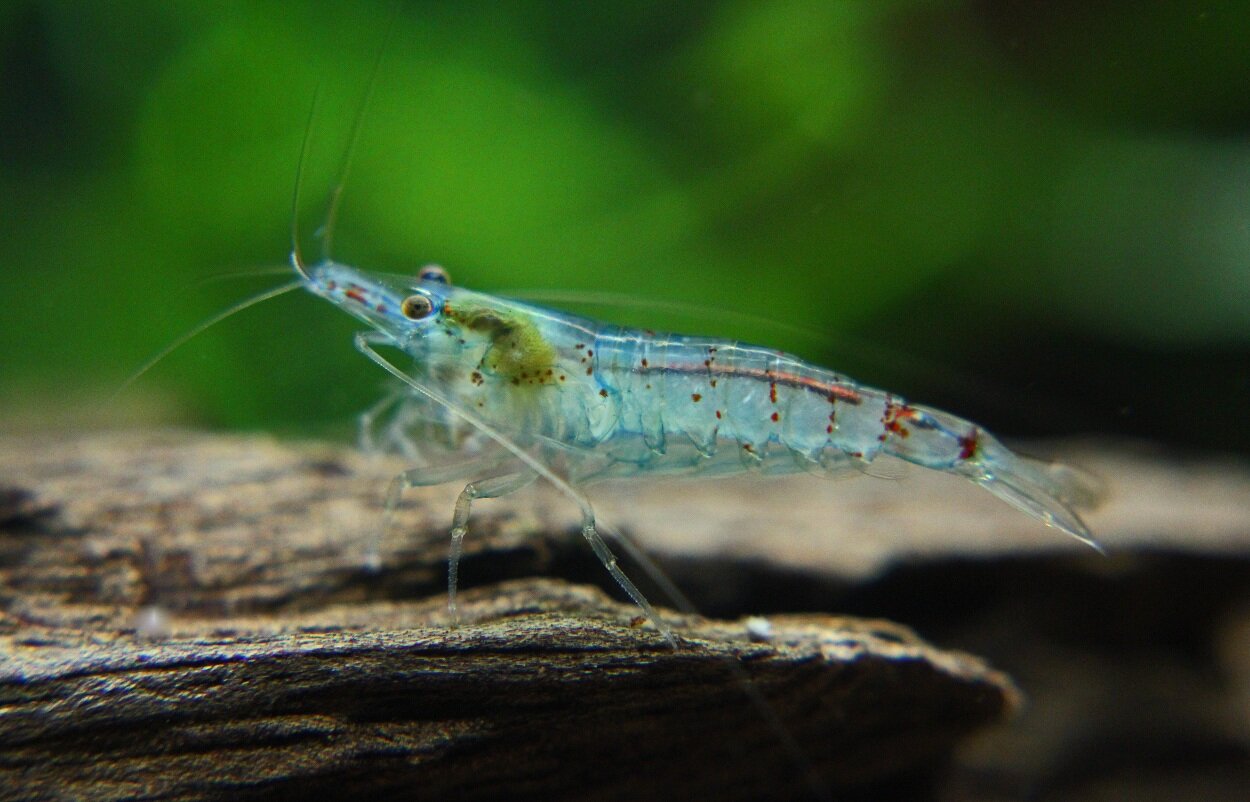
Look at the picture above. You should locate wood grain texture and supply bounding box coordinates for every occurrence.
[0,432,1018,801]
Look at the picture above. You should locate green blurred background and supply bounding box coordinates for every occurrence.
[2,0,1248,453]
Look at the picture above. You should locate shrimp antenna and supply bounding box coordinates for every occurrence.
[504,288,1090,431]
[503,288,830,347]
[318,15,398,261]
[190,266,295,290]
[111,280,302,402]
[290,83,323,280]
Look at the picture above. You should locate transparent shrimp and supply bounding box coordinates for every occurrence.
[273,29,1101,648]
[288,242,1104,639]
[106,52,1102,802]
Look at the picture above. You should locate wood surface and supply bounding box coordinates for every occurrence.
[0,431,1038,801]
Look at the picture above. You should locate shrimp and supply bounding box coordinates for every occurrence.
[288,251,1103,643]
[272,28,1098,645]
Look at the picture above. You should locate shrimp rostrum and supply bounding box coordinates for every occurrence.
[294,255,1101,644]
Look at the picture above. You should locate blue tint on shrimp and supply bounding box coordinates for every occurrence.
[290,249,1103,644]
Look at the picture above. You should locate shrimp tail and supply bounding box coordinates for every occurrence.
[957,435,1106,553]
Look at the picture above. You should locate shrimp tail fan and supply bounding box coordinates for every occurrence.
[957,435,1106,553]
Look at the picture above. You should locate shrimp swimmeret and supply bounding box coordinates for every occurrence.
[290,252,1102,645]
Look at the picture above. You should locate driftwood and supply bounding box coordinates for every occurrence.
[0,432,1027,801]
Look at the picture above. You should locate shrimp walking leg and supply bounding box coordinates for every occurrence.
[372,452,514,571]
[570,493,677,647]
[356,386,409,457]
[446,471,538,622]
[359,387,460,463]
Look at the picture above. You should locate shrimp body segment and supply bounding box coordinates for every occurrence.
[301,261,1100,550]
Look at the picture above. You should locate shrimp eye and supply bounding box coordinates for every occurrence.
[418,264,450,284]
[400,294,435,320]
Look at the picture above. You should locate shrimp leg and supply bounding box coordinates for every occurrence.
[357,385,408,457]
[354,331,676,646]
[446,470,538,621]
[565,489,676,647]
[371,451,515,571]
[359,386,460,462]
